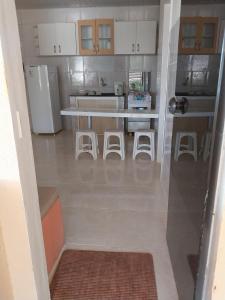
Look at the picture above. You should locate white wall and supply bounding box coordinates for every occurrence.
[0,0,50,299]
[181,4,225,19]
[17,6,160,129]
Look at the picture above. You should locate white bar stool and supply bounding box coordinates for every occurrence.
[174,131,198,161]
[75,129,98,160]
[103,129,125,160]
[133,130,155,160]
[200,131,212,161]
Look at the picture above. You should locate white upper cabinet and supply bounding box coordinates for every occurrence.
[136,21,157,54]
[115,21,136,54]
[115,20,157,55]
[38,24,57,55]
[38,23,76,56]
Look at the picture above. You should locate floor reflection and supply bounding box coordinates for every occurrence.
[167,149,209,300]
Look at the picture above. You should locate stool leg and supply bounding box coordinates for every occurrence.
[193,135,198,161]
[96,133,100,155]
[103,133,108,160]
[174,134,180,161]
[121,133,125,160]
[133,133,138,160]
[151,133,155,161]
[92,134,98,160]
[75,134,80,160]
[203,133,211,162]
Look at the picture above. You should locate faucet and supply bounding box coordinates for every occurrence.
[100,77,107,87]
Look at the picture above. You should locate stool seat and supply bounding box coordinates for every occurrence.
[133,130,155,160]
[75,130,98,160]
[103,130,125,160]
[174,131,197,161]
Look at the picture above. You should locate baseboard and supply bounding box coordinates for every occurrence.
[48,245,66,283]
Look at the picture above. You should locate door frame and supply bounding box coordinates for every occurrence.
[1,0,225,299]
[0,0,50,299]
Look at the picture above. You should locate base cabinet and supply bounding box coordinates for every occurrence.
[70,96,124,135]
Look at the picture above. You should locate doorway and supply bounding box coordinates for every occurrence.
[1,1,225,299]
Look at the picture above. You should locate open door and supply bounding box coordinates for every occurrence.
[164,3,225,300]
[195,33,225,300]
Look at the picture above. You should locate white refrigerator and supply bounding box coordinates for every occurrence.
[25,65,62,134]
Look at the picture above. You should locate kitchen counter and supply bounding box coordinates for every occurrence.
[61,107,159,119]
[70,93,126,97]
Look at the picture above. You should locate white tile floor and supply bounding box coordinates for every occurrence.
[32,130,178,300]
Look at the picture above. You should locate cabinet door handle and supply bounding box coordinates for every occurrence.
[137,43,140,52]
[96,44,99,53]
[54,45,56,54]
[132,43,135,53]
[58,45,61,54]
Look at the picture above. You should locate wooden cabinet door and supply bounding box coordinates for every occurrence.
[38,24,57,55]
[179,17,200,54]
[136,21,157,54]
[114,21,136,54]
[56,23,77,55]
[179,17,218,54]
[96,19,114,55]
[78,20,96,55]
[199,17,218,54]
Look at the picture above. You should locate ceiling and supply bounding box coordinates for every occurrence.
[15,0,225,9]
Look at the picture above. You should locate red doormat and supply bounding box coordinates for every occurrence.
[188,254,199,282]
[50,250,158,300]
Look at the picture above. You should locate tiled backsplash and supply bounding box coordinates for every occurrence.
[176,55,221,95]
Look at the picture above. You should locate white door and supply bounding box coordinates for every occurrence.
[56,23,77,55]
[136,21,157,54]
[163,2,225,300]
[114,21,136,54]
[38,24,57,55]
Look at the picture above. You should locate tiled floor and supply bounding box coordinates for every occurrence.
[167,159,208,300]
[32,130,179,300]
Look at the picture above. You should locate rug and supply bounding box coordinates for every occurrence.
[50,250,158,300]
[188,254,199,282]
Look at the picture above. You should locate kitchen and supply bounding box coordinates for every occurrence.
[14,0,225,299]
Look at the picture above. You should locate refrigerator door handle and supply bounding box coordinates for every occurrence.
[54,45,56,54]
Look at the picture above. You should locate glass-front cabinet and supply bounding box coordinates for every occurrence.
[78,19,114,55]
[179,17,218,54]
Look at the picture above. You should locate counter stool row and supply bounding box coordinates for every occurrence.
[75,129,155,160]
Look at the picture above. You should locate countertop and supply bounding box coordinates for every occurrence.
[38,186,58,217]
[175,93,216,100]
[70,93,126,97]
[61,107,159,118]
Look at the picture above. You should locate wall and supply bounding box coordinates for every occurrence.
[176,55,221,95]
[177,4,225,96]
[0,0,51,298]
[16,6,160,129]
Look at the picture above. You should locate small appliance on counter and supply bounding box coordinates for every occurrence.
[114,81,124,96]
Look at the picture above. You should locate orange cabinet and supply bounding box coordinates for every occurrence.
[179,17,218,54]
[78,19,114,55]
